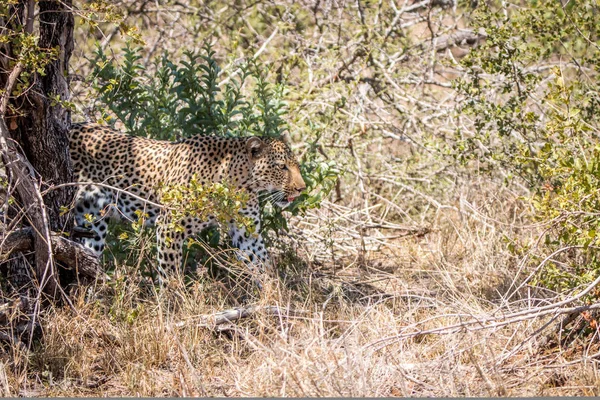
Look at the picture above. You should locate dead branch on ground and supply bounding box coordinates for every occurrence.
[174,305,306,329]
[0,227,104,281]
[368,272,600,350]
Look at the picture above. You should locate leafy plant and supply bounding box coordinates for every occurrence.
[89,42,340,261]
[159,177,255,245]
[452,0,600,296]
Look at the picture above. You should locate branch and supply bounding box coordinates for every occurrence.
[0,227,104,281]
[0,63,23,115]
[402,0,455,13]
[367,272,600,350]
[432,29,487,53]
[173,305,304,329]
[0,119,59,297]
[218,26,279,87]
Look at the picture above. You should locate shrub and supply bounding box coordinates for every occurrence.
[453,0,600,295]
[88,42,339,267]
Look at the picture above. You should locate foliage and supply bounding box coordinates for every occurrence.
[530,67,600,296]
[455,1,597,182]
[159,177,255,245]
[92,43,287,140]
[0,13,58,112]
[455,1,600,295]
[78,1,145,44]
[89,42,339,256]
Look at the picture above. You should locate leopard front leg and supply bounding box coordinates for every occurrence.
[229,199,269,272]
[156,212,217,278]
[156,212,183,279]
[73,185,112,256]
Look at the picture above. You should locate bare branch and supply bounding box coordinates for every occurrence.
[173,305,305,329]
[0,227,104,281]
[368,272,600,350]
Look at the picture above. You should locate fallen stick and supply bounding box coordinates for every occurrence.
[174,305,305,329]
[367,273,600,351]
[0,227,104,280]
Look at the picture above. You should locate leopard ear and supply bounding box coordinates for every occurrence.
[281,131,291,146]
[246,136,264,159]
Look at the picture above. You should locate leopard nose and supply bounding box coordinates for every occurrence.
[296,185,306,194]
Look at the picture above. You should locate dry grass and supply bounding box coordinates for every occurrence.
[2,179,599,397]
[2,0,600,396]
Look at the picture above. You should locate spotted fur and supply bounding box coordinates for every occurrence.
[69,123,306,276]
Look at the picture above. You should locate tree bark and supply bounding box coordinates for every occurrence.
[10,0,75,228]
[0,227,104,281]
[0,0,76,296]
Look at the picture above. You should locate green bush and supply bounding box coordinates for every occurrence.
[452,1,600,295]
[88,42,339,266]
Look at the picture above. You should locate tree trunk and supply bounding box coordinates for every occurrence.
[11,0,75,229]
[0,0,75,295]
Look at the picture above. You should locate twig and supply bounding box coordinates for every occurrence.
[0,227,105,281]
[42,181,170,211]
[367,272,600,350]
[173,305,305,329]
[218,26,279,87]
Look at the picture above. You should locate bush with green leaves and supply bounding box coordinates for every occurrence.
[159,177,255,246]
[452,1,600,295]
[88,42,339,265]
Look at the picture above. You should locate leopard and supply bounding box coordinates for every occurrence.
[68,122,306,277]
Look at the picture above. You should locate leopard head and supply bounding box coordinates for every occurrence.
[246,134,306,208]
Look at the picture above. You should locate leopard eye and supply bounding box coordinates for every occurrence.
[279,163,288,171]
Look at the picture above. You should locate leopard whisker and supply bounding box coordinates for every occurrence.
[262,191,285,203]
[267,192,288,206]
